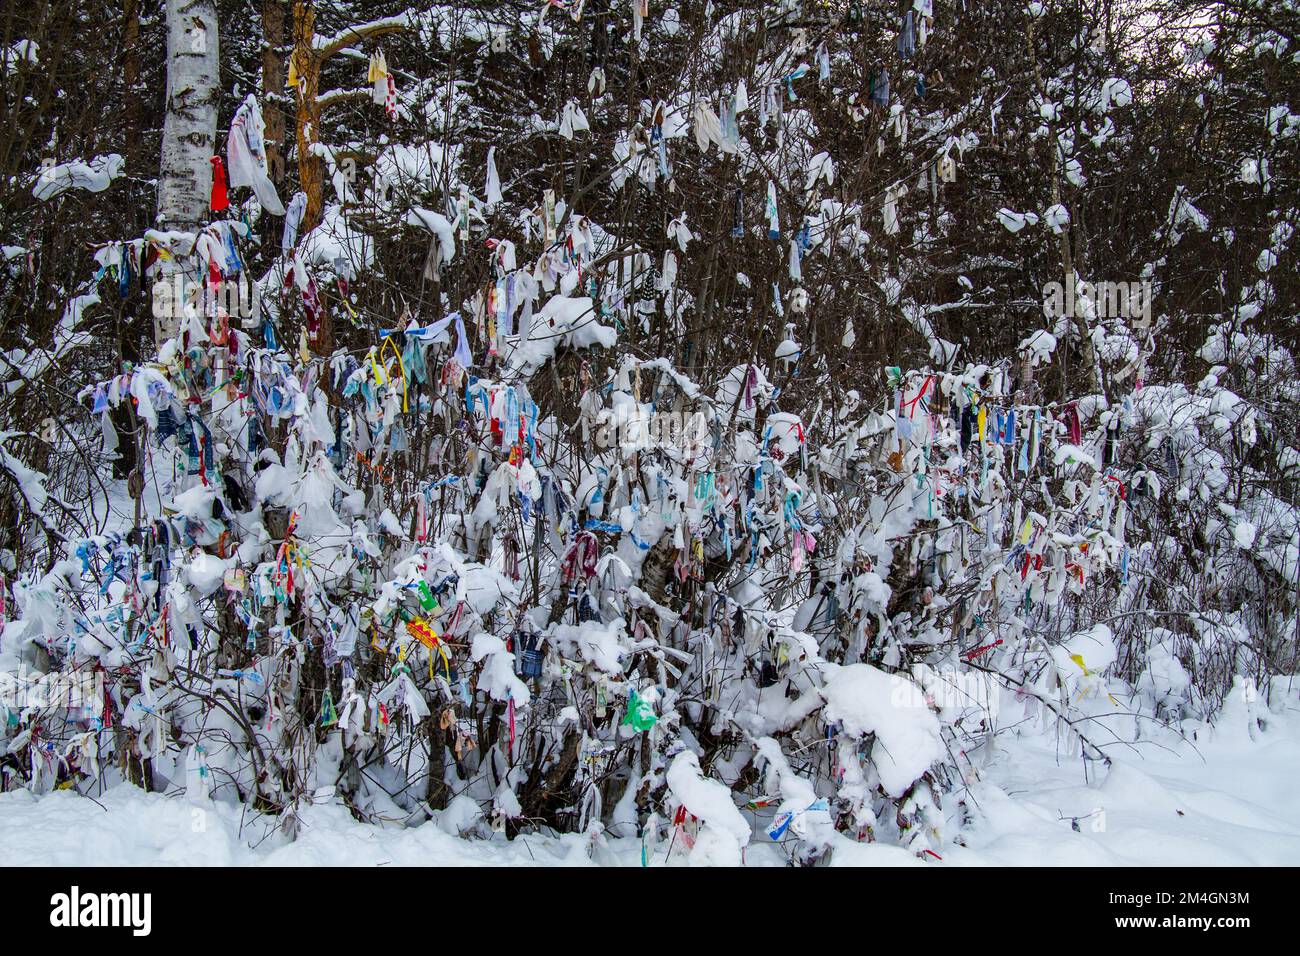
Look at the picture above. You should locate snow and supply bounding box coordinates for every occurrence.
[551,619,625,674]
[0,787,586,866]
[1020,329,1057,366]
[7,680,1299,866]
[1138,635,1192,712]
[504,295,617,378]
[0,432,50,520]
[32,154,124,201]
[371,142,459,211]
[313,14,411,53]
[185,553,231,597]
[996,208,1038,233]
[1101,78,1132,110]
[295,204,375,275]
[1043,203,1070,234]
[1049,623,1117,698]
[405,207,457,264]
[470,631,530,706]
[946,682,1300,866]
[6,0,1300,875]
[821,663,944,798]
[1,40,38,74]
[665,750,751,856]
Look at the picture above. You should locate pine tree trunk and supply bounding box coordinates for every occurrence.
[262,0,288,183]
[291,0,323,235]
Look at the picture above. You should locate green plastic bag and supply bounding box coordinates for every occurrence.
[621,690,657,732]
[416,579,439,613]
[320,689,338,728]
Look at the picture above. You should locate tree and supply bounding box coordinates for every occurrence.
[0,0,1295,866]
[155,0,220,344]
[289,1,409,235]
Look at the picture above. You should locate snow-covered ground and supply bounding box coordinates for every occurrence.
[945,683,1300,867]
[3,682,1296,867]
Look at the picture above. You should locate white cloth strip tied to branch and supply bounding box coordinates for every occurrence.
[227,94,285,216]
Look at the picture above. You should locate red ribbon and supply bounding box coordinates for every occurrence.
[901,375,934,419]
[209,156,229,212]
[562,531,599,583]
[962,638,1003,660]
[1065,403,1082,444]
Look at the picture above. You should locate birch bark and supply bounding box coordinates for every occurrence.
[156,0,220,344]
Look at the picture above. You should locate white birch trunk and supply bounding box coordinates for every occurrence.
[156,0,219,344]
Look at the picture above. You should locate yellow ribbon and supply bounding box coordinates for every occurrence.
[378,335,409,413]
[367,347,387,388]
